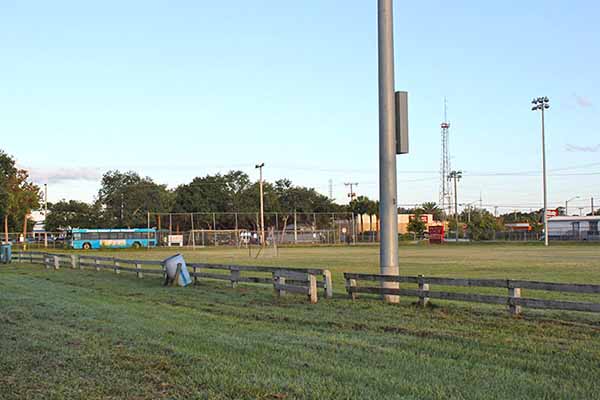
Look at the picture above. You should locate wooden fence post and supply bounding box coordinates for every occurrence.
[114,260,120,274]
[273,273,286,297]
[346,278,357,300]
[418,275,430,307]
[136,263,143,278]
[323,270,333,299]
[53,255,60,270]
[192,265,198,284]
[508,281,522,316]
[230,267,240,288]
[308,274,318,304]
[71,254,77,269]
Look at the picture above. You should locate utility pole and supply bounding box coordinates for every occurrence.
[255,163,265,247]
[345,182,359,243]
[449,171,462,243]
[531,97,550,246]
[378,0,399,303]
[591,197,595,216]
[44,184,48,248]
[344,182,358,201]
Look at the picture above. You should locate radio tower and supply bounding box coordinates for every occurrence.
[439,98,453,218]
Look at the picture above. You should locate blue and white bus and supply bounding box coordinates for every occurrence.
[67,228,158,250]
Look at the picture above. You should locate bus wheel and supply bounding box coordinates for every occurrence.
[82,242,91,250]
[132,242,141,249]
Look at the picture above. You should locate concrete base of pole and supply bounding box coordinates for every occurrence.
[381,265,400,303]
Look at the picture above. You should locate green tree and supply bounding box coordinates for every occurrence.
[407,213,427,238]
[499,209,543,232]
[348,196,371,234]
[0,150,40,241]
[45,200,101,231]
[366,200,379,237]
[98,170,173,228]
[420,202,443,221]
[464,208,501,240]
[0,150,17,241]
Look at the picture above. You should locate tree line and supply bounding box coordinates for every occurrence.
[2,147,571,239]
[0,151,40,241]
[45,170,348,232]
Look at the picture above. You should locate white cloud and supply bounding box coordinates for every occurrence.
[26,167,101,184]
[575,94,592,108]
[565,144,600,153]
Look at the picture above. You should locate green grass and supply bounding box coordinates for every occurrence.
[2,243,600,399]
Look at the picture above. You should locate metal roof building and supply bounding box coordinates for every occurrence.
[547,216,600,241]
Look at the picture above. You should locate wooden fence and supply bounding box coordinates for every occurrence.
[344,273,600,315]
[13,251,331,304]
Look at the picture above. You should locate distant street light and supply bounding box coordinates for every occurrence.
[448,171,462,242]
[531,96,550,246]
[565,196,580,216]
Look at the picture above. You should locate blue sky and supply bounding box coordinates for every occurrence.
[1,1,599,214]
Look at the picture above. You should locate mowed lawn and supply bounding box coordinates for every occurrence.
[2,243,600,399]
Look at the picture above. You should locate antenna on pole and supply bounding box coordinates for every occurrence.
[439,97,452,218]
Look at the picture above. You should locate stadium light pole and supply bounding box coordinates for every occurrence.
[378,0,399,303]
[565,196,580,216]
[449,171,462,242]
[531,96,550,246]
[255,162,265,247]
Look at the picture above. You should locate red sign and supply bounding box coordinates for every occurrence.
[547,209,558,217]
[429,226,444,244]
[409,215,429,223]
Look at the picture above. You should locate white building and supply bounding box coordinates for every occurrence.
[547,216,600,241]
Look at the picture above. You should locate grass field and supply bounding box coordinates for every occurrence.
[2,243,600,399]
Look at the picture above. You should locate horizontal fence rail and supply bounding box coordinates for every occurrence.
[344,273,600,315]
[12,251,331,304]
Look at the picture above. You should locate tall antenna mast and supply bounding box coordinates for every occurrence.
[439,98,453,218]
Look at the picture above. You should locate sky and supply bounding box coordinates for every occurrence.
[1,0,599,215]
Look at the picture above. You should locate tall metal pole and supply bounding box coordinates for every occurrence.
[541,106,549,246]
[44,183,48,248]
[190,212,196,249]
[378,0,399,303]
[454,176,459,243]
[256,163,265,247]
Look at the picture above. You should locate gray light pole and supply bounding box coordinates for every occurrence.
[449,171,462,242]
[378,0,399,303]
[255,163,265,247]
[531,97,550,246]
[44,183,48,248]
[565,196,580,216]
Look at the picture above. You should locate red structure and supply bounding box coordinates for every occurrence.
[429,225,445,244]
